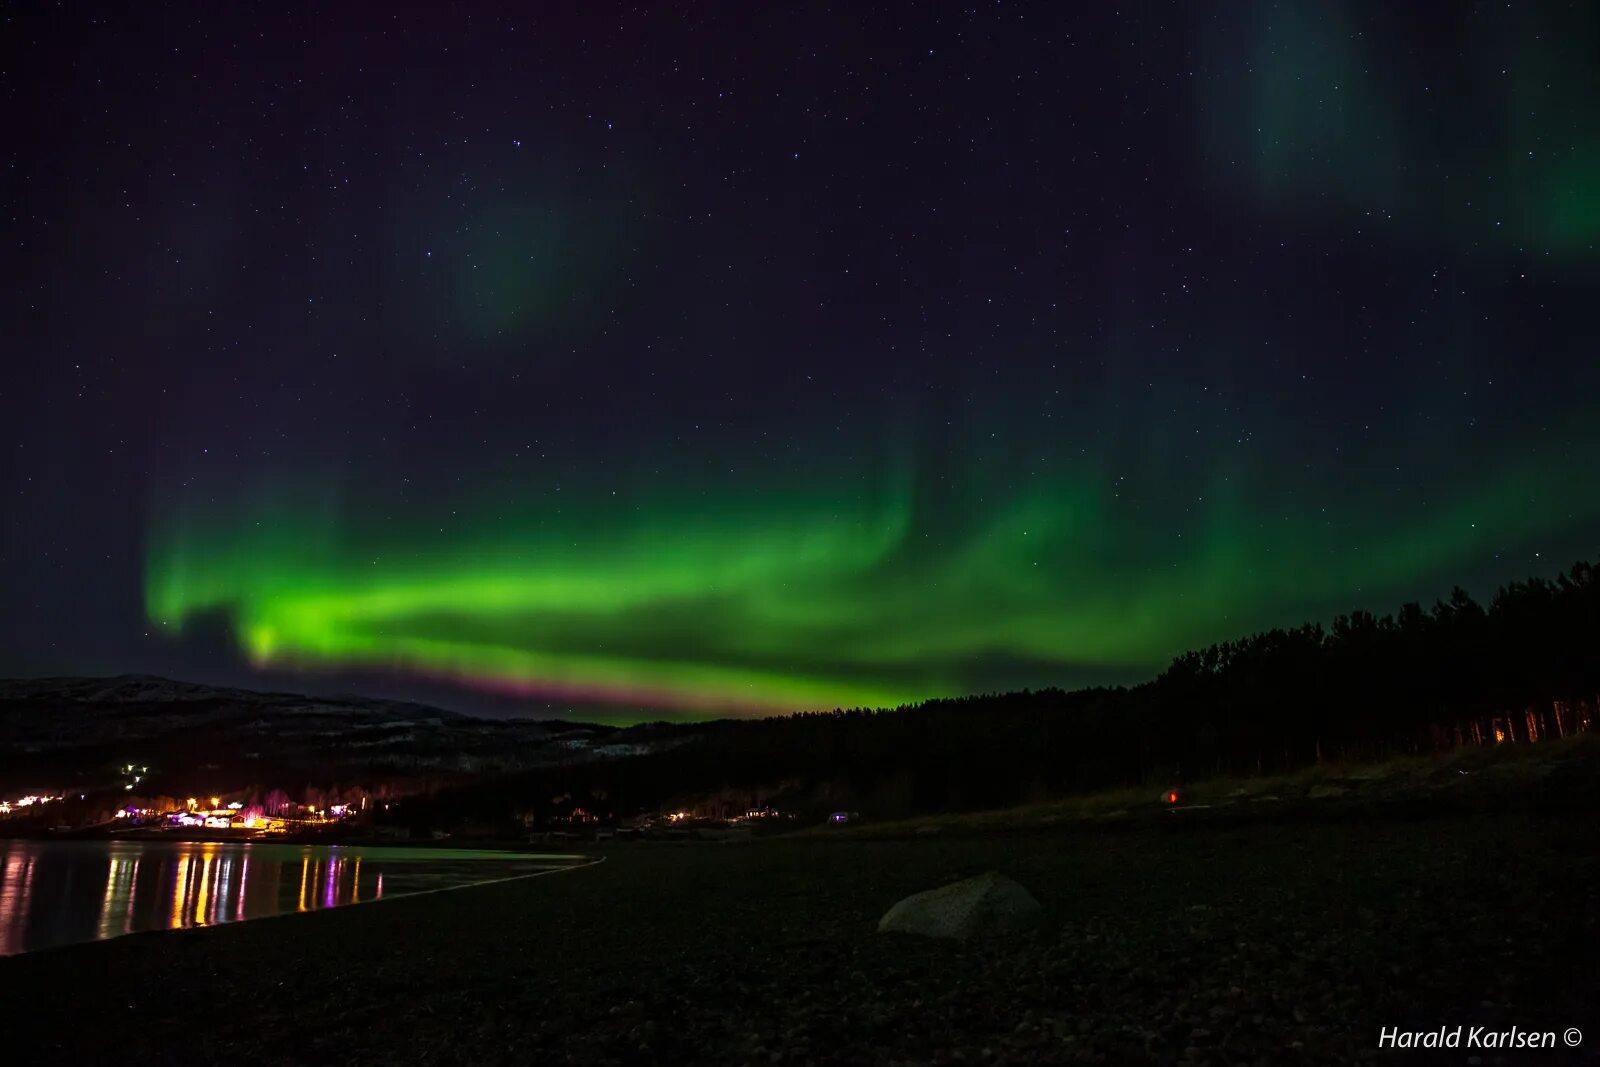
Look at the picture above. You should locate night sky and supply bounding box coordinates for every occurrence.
[5,3,1599,721]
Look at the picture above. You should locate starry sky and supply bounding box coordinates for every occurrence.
[4,3,1599,721]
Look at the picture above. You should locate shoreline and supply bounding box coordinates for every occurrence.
[0,848,603,961]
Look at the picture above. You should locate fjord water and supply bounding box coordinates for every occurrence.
[0,839,579,956]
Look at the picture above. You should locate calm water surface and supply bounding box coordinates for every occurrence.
[0,838,581,956]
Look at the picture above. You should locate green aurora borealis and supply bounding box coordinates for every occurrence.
[9,3,1598,718]
[145,406,1600,718]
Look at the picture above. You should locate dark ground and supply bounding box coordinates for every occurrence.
[1,807,1596,1066]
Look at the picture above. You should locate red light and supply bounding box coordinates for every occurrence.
[1165,791,1179,804]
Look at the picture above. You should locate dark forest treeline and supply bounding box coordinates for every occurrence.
[417,560,1600,826]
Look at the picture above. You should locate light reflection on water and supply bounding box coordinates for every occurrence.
[0,839,580,956]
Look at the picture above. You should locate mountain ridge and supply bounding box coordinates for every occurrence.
[0,673,637,796]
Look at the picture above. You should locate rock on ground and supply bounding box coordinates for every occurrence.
[878,870,1042,940]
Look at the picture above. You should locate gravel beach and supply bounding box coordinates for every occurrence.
[2,808,1596,1066]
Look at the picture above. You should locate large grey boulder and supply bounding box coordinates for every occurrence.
[877,871,1041,939]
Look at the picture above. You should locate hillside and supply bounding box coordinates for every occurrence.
[0,674,630,799]
[405,559,1600,829]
